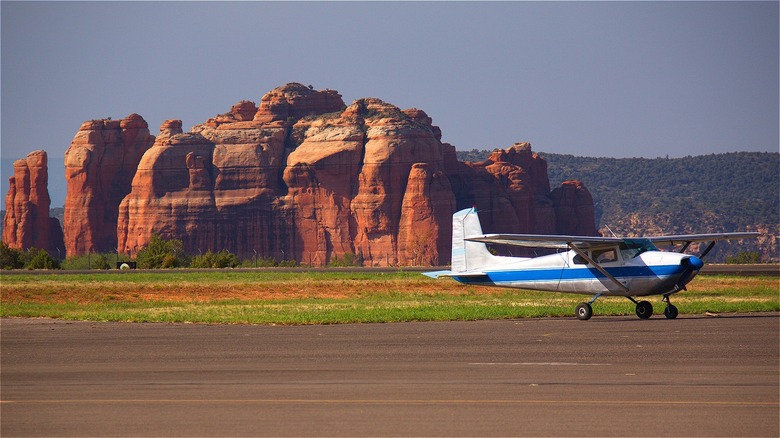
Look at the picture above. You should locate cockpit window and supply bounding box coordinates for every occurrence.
[593,248,618,263]
[619,238,658,260]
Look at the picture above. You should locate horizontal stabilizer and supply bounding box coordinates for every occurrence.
[423,270,487,279]
[422,270,452,279]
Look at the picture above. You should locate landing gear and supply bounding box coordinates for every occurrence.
[575,293,601,320]
[635,300,653,319]
[626,296,654,319]
[662,294,678,319]
[577,294,678,321]
[575,302,593,320]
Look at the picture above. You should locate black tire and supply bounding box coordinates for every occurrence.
[636,300,653,319]
[576,302,593,321]
[664,304,679,319]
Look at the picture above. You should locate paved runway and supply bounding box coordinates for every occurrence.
[2,314,778,437]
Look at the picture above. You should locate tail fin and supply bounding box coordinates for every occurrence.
[451,208,497,273]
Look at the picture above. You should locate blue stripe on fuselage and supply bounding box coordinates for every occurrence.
[453,264,685,286]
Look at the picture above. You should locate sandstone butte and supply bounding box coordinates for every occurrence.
[7,83,598,266]
[2,150,65,256]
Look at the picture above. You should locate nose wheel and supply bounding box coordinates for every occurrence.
[662,295,678,319]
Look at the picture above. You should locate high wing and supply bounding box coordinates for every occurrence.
[465,234,623,250]
[645,233,760,245]
[646,232,760,258]
[466,232,760,249]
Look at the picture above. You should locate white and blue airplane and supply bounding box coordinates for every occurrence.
[425,208,759,320]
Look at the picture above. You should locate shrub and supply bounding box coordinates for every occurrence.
[190,250,239,269]
[328,252,360,267]
[61,252,116,270]
[725,251,761,264]
[0,242,24,269]
[238,256,278,268]
[136,234,186,269]
[24,248,60,270]
[161,254,180,269]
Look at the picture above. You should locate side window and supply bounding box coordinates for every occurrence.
[573,254,588,265]
[593,249,618,263]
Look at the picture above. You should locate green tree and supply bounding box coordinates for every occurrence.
[190,249,239,269]
[23,248,60,270]
[92,254,112,270]
[0,242,24,269]
[725,251,761,264]
[136,234,186,269]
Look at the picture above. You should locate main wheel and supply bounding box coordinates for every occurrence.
[575,302,593,321]
[635,300,653,319]
[664,304,679,319]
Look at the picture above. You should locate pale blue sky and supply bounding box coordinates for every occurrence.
[2,1,778,208]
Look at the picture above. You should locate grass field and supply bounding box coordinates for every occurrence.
[1,270,778,324]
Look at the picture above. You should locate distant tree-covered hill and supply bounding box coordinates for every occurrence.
[456,150,779,262]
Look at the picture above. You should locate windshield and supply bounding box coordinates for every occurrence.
[619,238,658,260]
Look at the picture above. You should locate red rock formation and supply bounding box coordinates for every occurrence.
[281,104,365,265]
[117,131,220,255]
[115,90,460,266]
[118,84,348,261]
[158,119,183,140]
[278,98,453,266]
[49,83,596,266]
[349,99,450,265]
[445,143,539,234]
[254,83,344,123]
[2,150,64,256]
[551,180,598,235]
[397,163,455,266]
[63,114,154,255]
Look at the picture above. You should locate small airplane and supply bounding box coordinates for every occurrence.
[425,208,759,320]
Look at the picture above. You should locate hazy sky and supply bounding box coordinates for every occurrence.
[1,1,778,208]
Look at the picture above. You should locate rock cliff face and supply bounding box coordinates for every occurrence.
[278,98,455,266]
[444,142,559,235]
[63,114,154,256]
[4,83,597,265]
[551,180,598,236]
[114,84,596,265]
[2,150,64,255]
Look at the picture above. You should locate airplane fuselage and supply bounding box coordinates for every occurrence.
[451,250,703,297]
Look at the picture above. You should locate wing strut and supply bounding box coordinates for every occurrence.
[567,243,629,293]
[699,241,716,259]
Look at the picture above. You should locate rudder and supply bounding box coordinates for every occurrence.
[451,208,496,273]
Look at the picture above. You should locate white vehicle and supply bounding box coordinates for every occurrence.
[425,208,759,320]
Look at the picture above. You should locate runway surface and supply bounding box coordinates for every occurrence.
[2,313,778,437]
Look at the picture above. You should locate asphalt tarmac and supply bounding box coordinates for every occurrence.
[2,313,778,437]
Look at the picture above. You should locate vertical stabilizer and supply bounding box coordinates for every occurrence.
[451,208,496,273]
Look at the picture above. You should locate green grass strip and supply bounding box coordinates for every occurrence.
[2,271,777,324]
